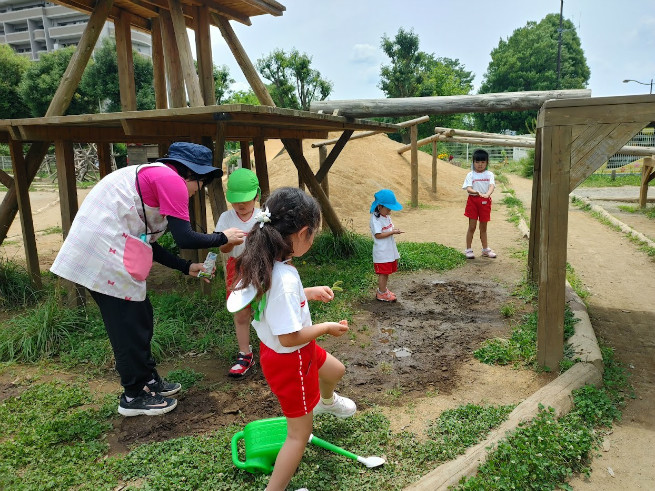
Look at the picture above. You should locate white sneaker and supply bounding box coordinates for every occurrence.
[313,392,356,418]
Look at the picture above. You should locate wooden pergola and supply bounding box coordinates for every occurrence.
[0,0,399,296]
[529,94,655,369]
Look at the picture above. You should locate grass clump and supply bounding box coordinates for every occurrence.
[166,367,204,390]
[579,173,650,187]
[0,258,45,309]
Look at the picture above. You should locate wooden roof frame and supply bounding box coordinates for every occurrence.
[529,94,655,369]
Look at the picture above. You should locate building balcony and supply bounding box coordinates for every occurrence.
[5,30,30,43]
[0,6,46,23]
[44,5,81,19]
[48,23,84,39]
[32,27,44,40]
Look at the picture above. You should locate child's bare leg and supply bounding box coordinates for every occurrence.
[466,219,477,249]
[234,306,252,353]
[479,221,488,249]
[318,352,346,399]
[377,273,389,293]
[265,413,313,491]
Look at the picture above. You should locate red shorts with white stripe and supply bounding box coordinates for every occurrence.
[259,340,327,418]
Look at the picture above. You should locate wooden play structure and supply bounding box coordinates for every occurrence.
[0,0,398,299]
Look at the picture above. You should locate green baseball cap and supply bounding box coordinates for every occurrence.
[226,168,261,203]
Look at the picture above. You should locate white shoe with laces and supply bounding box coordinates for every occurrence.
[313,392,356,418]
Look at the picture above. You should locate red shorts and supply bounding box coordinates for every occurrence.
[464,195,492,222]
[225,256,236,300]
[374,259,398,275]
[260,340,327,418]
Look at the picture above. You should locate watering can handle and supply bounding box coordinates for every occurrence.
[231,430,248,470]
[309,433,359,461]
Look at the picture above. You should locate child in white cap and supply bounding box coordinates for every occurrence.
[369,189,404,302]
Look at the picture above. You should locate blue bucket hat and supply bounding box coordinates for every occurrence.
[370,189,403,213]
[157,142,223,177]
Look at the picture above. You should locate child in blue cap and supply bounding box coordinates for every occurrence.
[369,189,404,302]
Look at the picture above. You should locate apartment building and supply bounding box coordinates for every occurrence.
[0,0,151,60]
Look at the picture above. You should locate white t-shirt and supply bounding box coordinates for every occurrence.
[215,207,260,258]
[252,261,312,354]
[462,170,495,195]
[370,213,400,264]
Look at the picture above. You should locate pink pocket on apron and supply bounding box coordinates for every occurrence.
[123,235,153,281]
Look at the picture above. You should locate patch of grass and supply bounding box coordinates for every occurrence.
[41,225,63,235]
[499,303,516,318]
[619,204,655,220]
[166,367,204,390]
[579,173,649,187]
[0,258,45,309]
[566,262,590,300]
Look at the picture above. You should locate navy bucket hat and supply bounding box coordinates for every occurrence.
[370,189,403,213]
[157,142,223,178]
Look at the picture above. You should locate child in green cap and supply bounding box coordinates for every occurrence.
[215,168,261,377]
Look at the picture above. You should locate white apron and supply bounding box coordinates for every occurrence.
[51,163,170,301]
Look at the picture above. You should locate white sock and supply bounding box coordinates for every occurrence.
[125,395,135,402]
[321,395,334,405]
[147,378,156,385]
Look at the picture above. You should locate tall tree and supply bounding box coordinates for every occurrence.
[379,27,425,99]
[0,45,30,119]
[226,89,260,105]
[80,38,155,113]
[476,13,590,133]
[256,49,332,110]
[213,64,234,104]
[18,46,97,117]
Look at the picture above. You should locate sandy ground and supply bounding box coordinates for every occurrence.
[1,134,654,488]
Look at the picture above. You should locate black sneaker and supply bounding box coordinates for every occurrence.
[118,391,177,417]
[146,377,181,396]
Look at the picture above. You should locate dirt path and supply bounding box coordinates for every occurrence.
[509,175,655,489]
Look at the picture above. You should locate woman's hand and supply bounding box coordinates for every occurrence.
[305,286,334,302]
[189,262,213,283]
[326,320,349,337]
[222,227,246,246]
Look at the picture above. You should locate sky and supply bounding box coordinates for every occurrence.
[198,0,655,102]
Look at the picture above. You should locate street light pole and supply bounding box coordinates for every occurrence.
[622,78,654,94]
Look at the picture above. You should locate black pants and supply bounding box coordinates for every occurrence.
[89,289,159,397]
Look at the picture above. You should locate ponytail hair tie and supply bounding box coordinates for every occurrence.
[254,207,271,228]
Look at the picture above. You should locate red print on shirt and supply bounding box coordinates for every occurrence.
[382,223,394,231]
[107,280,115,286]
[109,248,116,254]
[300,300,306,308]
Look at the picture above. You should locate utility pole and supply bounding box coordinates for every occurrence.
[556,0,564,89]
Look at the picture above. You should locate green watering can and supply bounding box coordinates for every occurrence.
[231,416,385,475]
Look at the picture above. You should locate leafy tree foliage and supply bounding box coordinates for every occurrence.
[379,28,474,141]
[0,45,30,119]
[213,64,234,104]
[80,38,155,113]
[226,89,260,105]
[18,46,96,117]
[476,13,590,133]
[256,49,332,110]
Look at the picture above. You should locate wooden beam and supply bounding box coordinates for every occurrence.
[536,125,571,370]
[114,9,137,111]
[168,0,204,107]
[9,140,41,288]
[314,130,353,183]
[0,169,13,188]
[253,137,270,202]
[282,138,344,235]
[159,10,185,108]
[310,90,592,118]
[311,116,430,148]
[207,123,228,226]
[151,17,168,110]
[238,0,284,16]
[318,145,329,231]
[640,157,655,208]
[434,126,535,141]
[410,124,418,207]
[240,140,251,169]
[539,97,655,127]
[195,6,216,106]
[528,128,543,282]
[431,140,437,194]
[213,14,275,106]
[97,142,112,177]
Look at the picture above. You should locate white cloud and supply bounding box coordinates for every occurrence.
[350,43,379,64]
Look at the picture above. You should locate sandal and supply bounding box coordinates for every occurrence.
[482,248,497,258]
[464,248,475,259]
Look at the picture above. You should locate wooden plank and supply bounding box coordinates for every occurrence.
[168,0,204,107]
[570,123,618,170]
[528,128,543,282]
[253,137,270,202]
[314,130,353,183]
[431,140,437,194]
[312,116,430,148]
[97,142,112,177]
[537,125,571,370]
[151,17,168,110]
[213,14,275,106]
[159,10,185,108]
[9,140,41,288]
[410,124,418,207]
[114,9,137,111]
[540,100,655,127]
[569,122,646,190]
[640,157,655,208]
[195,6,216,106]
[282,138,344,235]
[318,145,329,231]
[0,169,13,189]
[240,141,251,169]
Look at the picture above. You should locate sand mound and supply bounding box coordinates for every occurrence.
[264,132,468,227]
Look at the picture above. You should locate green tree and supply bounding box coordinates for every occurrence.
[0,45,30,119]
[226,89,260,105]
[18,46,96,117]
[476,13,590,133]
[213,64,234,104]
[379,28,475,141]
[80,38,155,113]
[256,49,332,110]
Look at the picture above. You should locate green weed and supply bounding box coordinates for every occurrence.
[166,368,205,390]
[0,258,45,309]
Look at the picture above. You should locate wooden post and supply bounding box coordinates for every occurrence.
[207,124,228,225]
[318,145,330,232]
[639,156,654,208]
[240,141,251,170]
[159,11,185,108]
[114,9,137,111]
[431,140,437,194]
[282,139,344,235]
[536,125,571,370]
[168,0,204,107]
[54,140,85,306]
[9,140,41,289]
[314,130,353,183]
[97,143,112,177]
[528,127,543,282]
[253,137,270,202]
[151,17,168,110]
[194,6,216,106]
[410,124,418,207]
